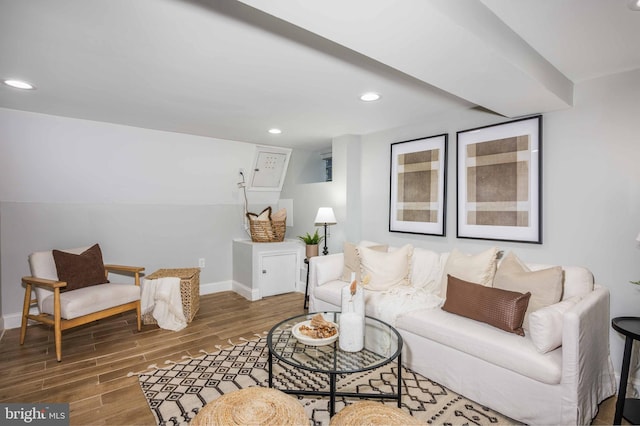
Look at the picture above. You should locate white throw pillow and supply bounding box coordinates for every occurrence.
[411,248,443,293]
[439,247,499,298]
[341,241,388,282]
[358,244,413,291]
[528,296,581,353]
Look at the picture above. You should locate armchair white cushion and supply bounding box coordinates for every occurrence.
[21,245,144,361]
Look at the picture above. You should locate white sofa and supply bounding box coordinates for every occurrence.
[308,244,616,426]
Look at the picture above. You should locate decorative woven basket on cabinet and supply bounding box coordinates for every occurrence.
[142,267,200,325]
[249,220,286,242]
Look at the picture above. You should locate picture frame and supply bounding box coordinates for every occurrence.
[389,134,447,236]
[456,115,542,244]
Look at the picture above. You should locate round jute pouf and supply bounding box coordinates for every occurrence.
[191,387,308,426]
[329,401,421,426]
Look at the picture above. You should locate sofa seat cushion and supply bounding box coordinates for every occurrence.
[314,280,349,307]
[396,307,562,385]
[41,283,140,320]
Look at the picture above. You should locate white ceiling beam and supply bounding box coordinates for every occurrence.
[236,0,574,117]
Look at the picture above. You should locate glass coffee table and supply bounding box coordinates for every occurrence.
[267,312,403,416]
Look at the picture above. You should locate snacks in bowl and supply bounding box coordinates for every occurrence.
[298,314,337,339]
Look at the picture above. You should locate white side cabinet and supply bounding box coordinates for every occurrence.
[232,239,303,301]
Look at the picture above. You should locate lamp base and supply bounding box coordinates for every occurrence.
[322,224,329,255]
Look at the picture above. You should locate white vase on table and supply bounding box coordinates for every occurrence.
[339,273,365,352]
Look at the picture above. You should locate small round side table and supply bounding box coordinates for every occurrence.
[612,316,640,424]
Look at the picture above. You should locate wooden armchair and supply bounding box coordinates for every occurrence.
[20,244,144,361]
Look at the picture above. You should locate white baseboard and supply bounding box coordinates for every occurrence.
[201,280,260,301]
[200,280,232,295]
[3,311,23,330]
[231,281,261,301]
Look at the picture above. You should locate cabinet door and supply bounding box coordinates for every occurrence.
[260,252,297,297]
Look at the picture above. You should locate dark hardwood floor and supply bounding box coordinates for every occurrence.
[0,291,306,425]
[0,291,617,425]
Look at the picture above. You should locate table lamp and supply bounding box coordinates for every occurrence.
[314,207,337,255]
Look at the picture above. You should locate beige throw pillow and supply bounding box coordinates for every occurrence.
[341,242,388,282]
[493,252,563,330]
[440,247,499,298]
[358,244,413,291]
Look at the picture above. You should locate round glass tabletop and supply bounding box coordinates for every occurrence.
[267,312,402,375]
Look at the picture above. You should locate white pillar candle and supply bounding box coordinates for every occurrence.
[339,311,364,352]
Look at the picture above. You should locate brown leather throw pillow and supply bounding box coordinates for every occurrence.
[52,244,109,292]
[442,274,531,336]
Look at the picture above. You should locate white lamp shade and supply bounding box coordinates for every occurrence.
[637,231,640,242]
[314,207,337,225]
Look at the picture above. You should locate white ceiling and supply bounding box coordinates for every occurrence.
[1,0,639,151]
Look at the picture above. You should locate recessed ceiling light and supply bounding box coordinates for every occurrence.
[268,128,282,134]
[360,92,381,102]
[3,79,35,90]
[629,0,640,10]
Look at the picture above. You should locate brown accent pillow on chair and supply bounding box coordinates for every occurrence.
[52,244,109,292]
[442,275,531,336]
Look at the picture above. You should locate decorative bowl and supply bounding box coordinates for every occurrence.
[291,320,339,346]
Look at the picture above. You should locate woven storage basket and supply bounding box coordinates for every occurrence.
[249,219,286,242]
[143,267,200,325]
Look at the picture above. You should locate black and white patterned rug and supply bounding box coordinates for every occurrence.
[135,336,516,425]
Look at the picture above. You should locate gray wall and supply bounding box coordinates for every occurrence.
[0,108,284,326]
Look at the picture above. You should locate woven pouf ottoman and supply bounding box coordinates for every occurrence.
[191,387,308,426]
[330,401,421,426]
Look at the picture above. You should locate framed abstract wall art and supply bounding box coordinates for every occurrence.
[389,134,447,236]
[456,115,542,243]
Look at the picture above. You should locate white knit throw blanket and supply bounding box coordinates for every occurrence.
[141,277,187,331]
[365,286,443,355]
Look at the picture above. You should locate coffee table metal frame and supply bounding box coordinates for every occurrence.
[267,312,403,416]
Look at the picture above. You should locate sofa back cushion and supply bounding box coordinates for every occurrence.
[442,275,530,336]
[527,263,594,300]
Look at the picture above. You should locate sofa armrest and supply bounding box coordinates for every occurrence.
[309,253,344,290]
[560,284,616,422]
